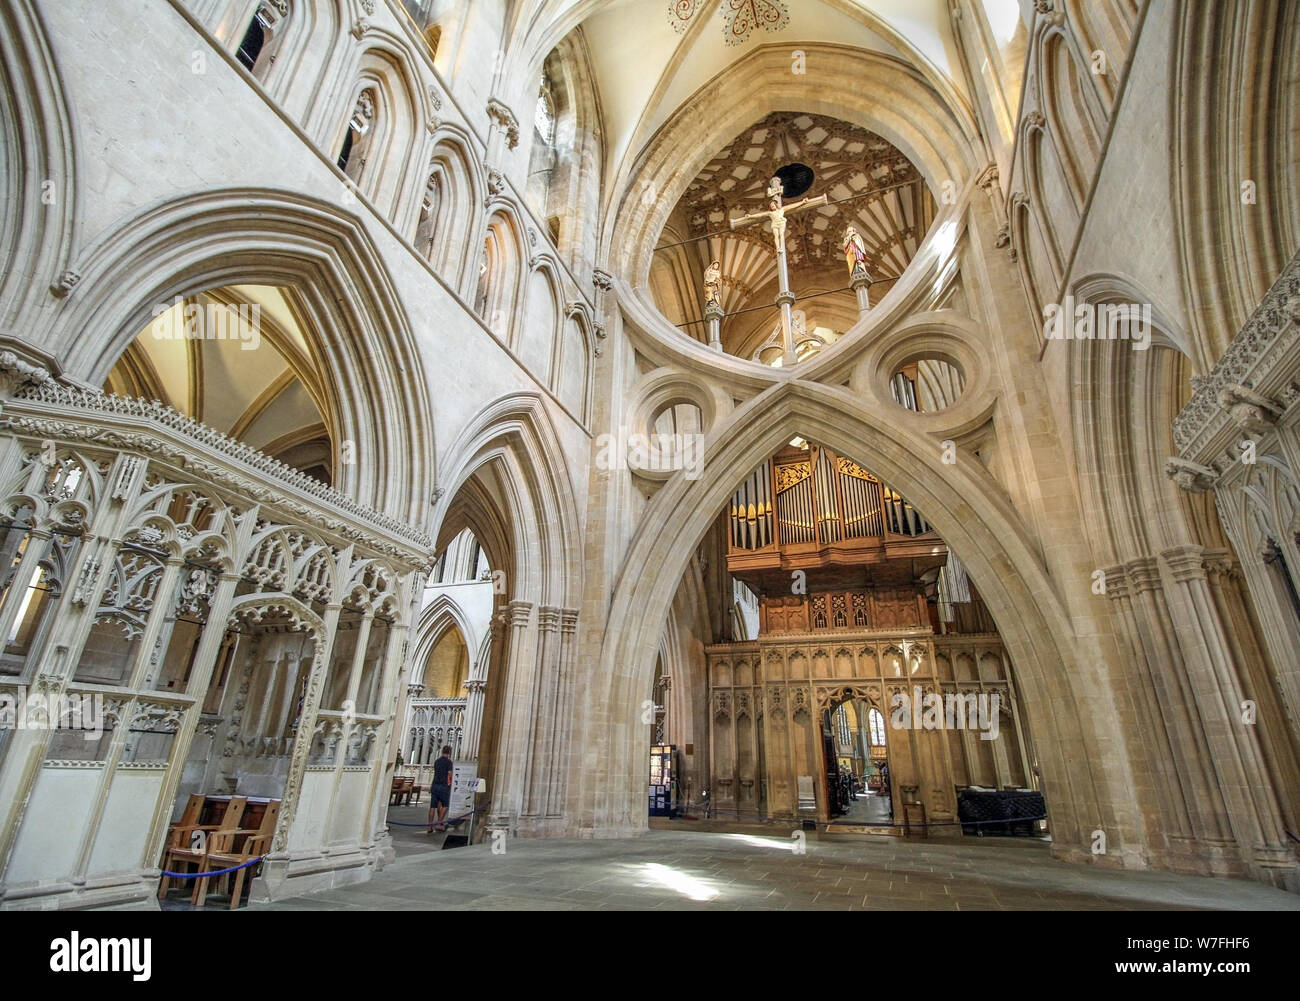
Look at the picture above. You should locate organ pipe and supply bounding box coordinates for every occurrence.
[728,449,930,551]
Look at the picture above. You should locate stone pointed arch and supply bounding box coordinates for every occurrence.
[39,188,434,525]
[0,0,81,340]
[475,202,530,343]
[607,44,980,285]
[581,380,1141,866]
[341,31,435,228]
[433,392,581,609]
[420,125,487,294]
[410,591,481,679]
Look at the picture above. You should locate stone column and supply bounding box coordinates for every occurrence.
[487,600,535,833]
[361,615,413,851]
[140,571,241,872]
[704,299,724,352]
[522,606,562,823]
[1101,562,1194,865]
[546,608,579,817]
[1125,555,1230,857]
[342,608,376,712]
[850,263,871,315]
[1162,544,1298,889]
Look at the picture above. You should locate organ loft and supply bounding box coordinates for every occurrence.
[706,439,1037,830]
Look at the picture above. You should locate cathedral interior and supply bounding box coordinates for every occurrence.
[1,0,1299,921]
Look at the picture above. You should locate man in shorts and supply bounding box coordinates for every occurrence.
[428,745,454,833]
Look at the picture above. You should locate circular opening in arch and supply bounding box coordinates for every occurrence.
[774,162,814,199]
[890,357,967,413]
[650,401,703,438]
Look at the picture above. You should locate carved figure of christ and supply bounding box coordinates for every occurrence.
[730,190,828,365]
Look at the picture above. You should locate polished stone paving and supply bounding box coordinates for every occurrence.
[247,806,1300,911]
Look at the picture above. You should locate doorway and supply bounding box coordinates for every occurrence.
[825,699,892,825]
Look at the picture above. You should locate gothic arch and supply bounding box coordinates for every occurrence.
[1036,28,1104,209]
[606,44,981,285]
[336,38,429,225]
[475,203,530,343]
[581,380,1142,866]
[433,392,581,610]
[520,255,563,384]
[1172,0,1300,373]
[410,591,482,685]
[420,126,486,294]
[0,0,80,339]
[1019,116,1069,277]
[37,187,434,525]
[556,302,595,425]
[1010,195,1055,327]
[430,393,583,835]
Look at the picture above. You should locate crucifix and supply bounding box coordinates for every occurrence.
[730,176,827,366]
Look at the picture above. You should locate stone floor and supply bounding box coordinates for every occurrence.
[245,805,1300,911]
[833,791,893,826]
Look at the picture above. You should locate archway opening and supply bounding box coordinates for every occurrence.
[104,284,337,483]
[648,111,936,360]
[648,435,1044,837]
[825,699,892,825]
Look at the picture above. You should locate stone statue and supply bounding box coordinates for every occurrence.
[703,260,722,306]
[766,175,784,210]
[842,225,869,278]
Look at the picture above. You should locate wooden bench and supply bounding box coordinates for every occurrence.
[390,776,415,805]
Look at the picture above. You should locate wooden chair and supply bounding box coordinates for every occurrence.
[157,796,247,899]
[409,783,423,805]
[194,799,281,909]
[166,793,205,842]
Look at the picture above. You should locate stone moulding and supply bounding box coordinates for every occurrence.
[3,382,432,560]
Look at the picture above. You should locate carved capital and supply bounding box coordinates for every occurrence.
[487,99,520,149]
[1124,557,1162,595]
[592,269,614,293]
[975,163,999,190]
[1100,564,1129,600]
[1202,549,1239,582]
[1024,110,1046,131]
[1162,545,1209,583]
[537,606,562,633]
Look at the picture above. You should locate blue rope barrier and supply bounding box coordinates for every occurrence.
[161,856,265,879]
